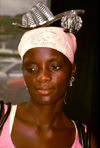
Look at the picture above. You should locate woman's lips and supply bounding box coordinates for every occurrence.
[36,88,54,95]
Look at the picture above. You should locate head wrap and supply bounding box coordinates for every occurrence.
[18,27,77,63]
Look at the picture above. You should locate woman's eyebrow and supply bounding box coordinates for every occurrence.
[23,60,37,65]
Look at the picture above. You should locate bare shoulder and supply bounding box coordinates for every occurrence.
[90,132,97,148]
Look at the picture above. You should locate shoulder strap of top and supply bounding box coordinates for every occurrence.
[75,121,91,148]
[9,105,17,134]
[0,101,17,134]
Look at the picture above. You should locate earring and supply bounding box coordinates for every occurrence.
[26,87,28,91]
[24,81,28,91]
[69,76,75,87]
[64,98,67,104]
[63,91,67,104]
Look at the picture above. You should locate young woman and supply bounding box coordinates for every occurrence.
[0,27,97,148]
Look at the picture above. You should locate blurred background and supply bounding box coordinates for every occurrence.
[0,0,98,138]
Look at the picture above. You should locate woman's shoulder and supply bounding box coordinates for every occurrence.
[0,101,27,134]
[90,132,97,148]
[74,120,97,148]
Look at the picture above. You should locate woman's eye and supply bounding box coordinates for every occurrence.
[31,68,35,72]
[50,65,62,71]
[26,65,38,73]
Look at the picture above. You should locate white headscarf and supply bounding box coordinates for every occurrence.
[18,27,77,63]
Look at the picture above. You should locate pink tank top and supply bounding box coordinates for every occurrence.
[0,106,82,148]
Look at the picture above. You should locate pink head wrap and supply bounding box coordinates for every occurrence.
[18,27,77,63]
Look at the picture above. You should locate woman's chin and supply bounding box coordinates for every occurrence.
[30,95,59,105]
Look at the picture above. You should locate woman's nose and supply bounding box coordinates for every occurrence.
[37,70,51,82]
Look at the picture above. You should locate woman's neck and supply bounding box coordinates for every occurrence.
[24,98,65,129]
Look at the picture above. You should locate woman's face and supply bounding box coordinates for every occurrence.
[22,47,73,105]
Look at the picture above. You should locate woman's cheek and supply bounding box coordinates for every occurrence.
[54,73,68,90]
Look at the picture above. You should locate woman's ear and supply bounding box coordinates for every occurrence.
[68,64,76,87]
[71,64,76,77]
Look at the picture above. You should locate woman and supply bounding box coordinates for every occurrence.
[0,27,97,148]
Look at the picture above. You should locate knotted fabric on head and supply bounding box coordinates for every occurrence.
[18,27,77,63]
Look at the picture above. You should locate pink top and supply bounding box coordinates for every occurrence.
[0,106,82,148]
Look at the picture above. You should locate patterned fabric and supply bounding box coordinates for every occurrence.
[18,27,77,63]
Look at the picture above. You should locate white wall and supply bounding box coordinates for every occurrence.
[0,0,50,16]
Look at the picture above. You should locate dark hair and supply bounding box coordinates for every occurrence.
[0,100,11,129]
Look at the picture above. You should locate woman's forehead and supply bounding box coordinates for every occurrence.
[23,47,70,63]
